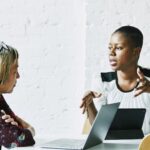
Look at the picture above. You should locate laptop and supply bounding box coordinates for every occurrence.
[105,108,146,140]
[41,103,120,150]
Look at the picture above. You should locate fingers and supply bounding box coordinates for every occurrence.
[92,91,102,98]
[137,68,146,87]
[80,93,92,114]
[80,91,100,108]
[134,86,146,97]
[80,91,102,108]
[1,110,18,126]
[80,91,101,114]
[82,104,87,114]
[11,121,18,126]
[136,67,147,88]
[134,80,149,97]
[137,67,145,81]
[134,68,150,96]
[80,91,91,108]
[5,118,15,123]
[1,110,6,115]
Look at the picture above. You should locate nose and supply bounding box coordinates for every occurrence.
[17,72,20,79]
[109,47,116,56]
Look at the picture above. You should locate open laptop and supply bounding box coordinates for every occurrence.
[40,103,120,150]
[105,108,146,143]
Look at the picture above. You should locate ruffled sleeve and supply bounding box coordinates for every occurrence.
[90,73,107,110]
[0,95,35,148]
[0,113,35,148]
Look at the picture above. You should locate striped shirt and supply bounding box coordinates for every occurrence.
[91,67,150,135]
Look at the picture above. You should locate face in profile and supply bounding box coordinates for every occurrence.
[108,32,139,71]
[1,59,20,93]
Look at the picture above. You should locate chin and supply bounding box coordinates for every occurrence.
[110,64,123,71]
[110,66,118,71]
[7,89,14,93]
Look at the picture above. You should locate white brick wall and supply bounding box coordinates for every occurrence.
[85,0,150,90]
[1,0,86,138]
[1,0,150,139]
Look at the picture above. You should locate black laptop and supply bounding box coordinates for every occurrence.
[105,108,146,140]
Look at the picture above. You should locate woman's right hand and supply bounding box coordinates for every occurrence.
[1,110,18,126]
[80,91,101,114]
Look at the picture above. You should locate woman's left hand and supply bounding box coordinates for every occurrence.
[134,68,150,97]
[1,110,18,126]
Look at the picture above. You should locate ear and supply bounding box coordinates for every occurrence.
[133,47,141,56]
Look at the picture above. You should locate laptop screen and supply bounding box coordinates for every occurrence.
[110,109,146,130]
[105,108,146,140]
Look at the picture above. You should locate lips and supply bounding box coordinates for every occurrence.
[109,58,117,66]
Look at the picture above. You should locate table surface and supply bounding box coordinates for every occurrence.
[2,137,141,150]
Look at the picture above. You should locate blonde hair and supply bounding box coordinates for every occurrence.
[0,42,19,84]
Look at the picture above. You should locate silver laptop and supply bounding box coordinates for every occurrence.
[41,103,120,150]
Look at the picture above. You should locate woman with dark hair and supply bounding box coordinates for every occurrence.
[80,26,150,135]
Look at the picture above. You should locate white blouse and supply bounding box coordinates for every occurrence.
[91,71,150,135]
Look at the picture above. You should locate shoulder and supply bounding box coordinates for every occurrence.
[0,95,16,117]
[139,66,150,77]
[101,71,117,82]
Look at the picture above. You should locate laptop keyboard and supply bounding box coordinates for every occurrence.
[41,138,85,150]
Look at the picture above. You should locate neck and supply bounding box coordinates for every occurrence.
[117,65,138,81]
[117,65,139,91]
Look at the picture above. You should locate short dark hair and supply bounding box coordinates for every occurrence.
[113,25,143,48]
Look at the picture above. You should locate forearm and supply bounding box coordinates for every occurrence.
[87,102,97,125]
[0,113,35,148]
[27,126,35,137]
[15,116,35,137]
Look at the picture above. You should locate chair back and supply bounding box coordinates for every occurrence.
[139,134,150,150]
[82,118,91,134]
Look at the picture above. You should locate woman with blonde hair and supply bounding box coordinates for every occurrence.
[0,42,35,149]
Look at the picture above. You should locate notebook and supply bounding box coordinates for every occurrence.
[105,108,146,140]
[40,103,120,150]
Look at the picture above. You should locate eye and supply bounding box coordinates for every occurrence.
[116,47,123,50]
[108,46,112,50]
[13,70,18,75]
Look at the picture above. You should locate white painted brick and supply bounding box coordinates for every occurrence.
[1,0,150,140]
[1,0,86,138]
[85,0,150,90]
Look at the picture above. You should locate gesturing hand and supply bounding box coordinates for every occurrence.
[134,68,150,97]
[1,110,18,126]
[80,91,101,114]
